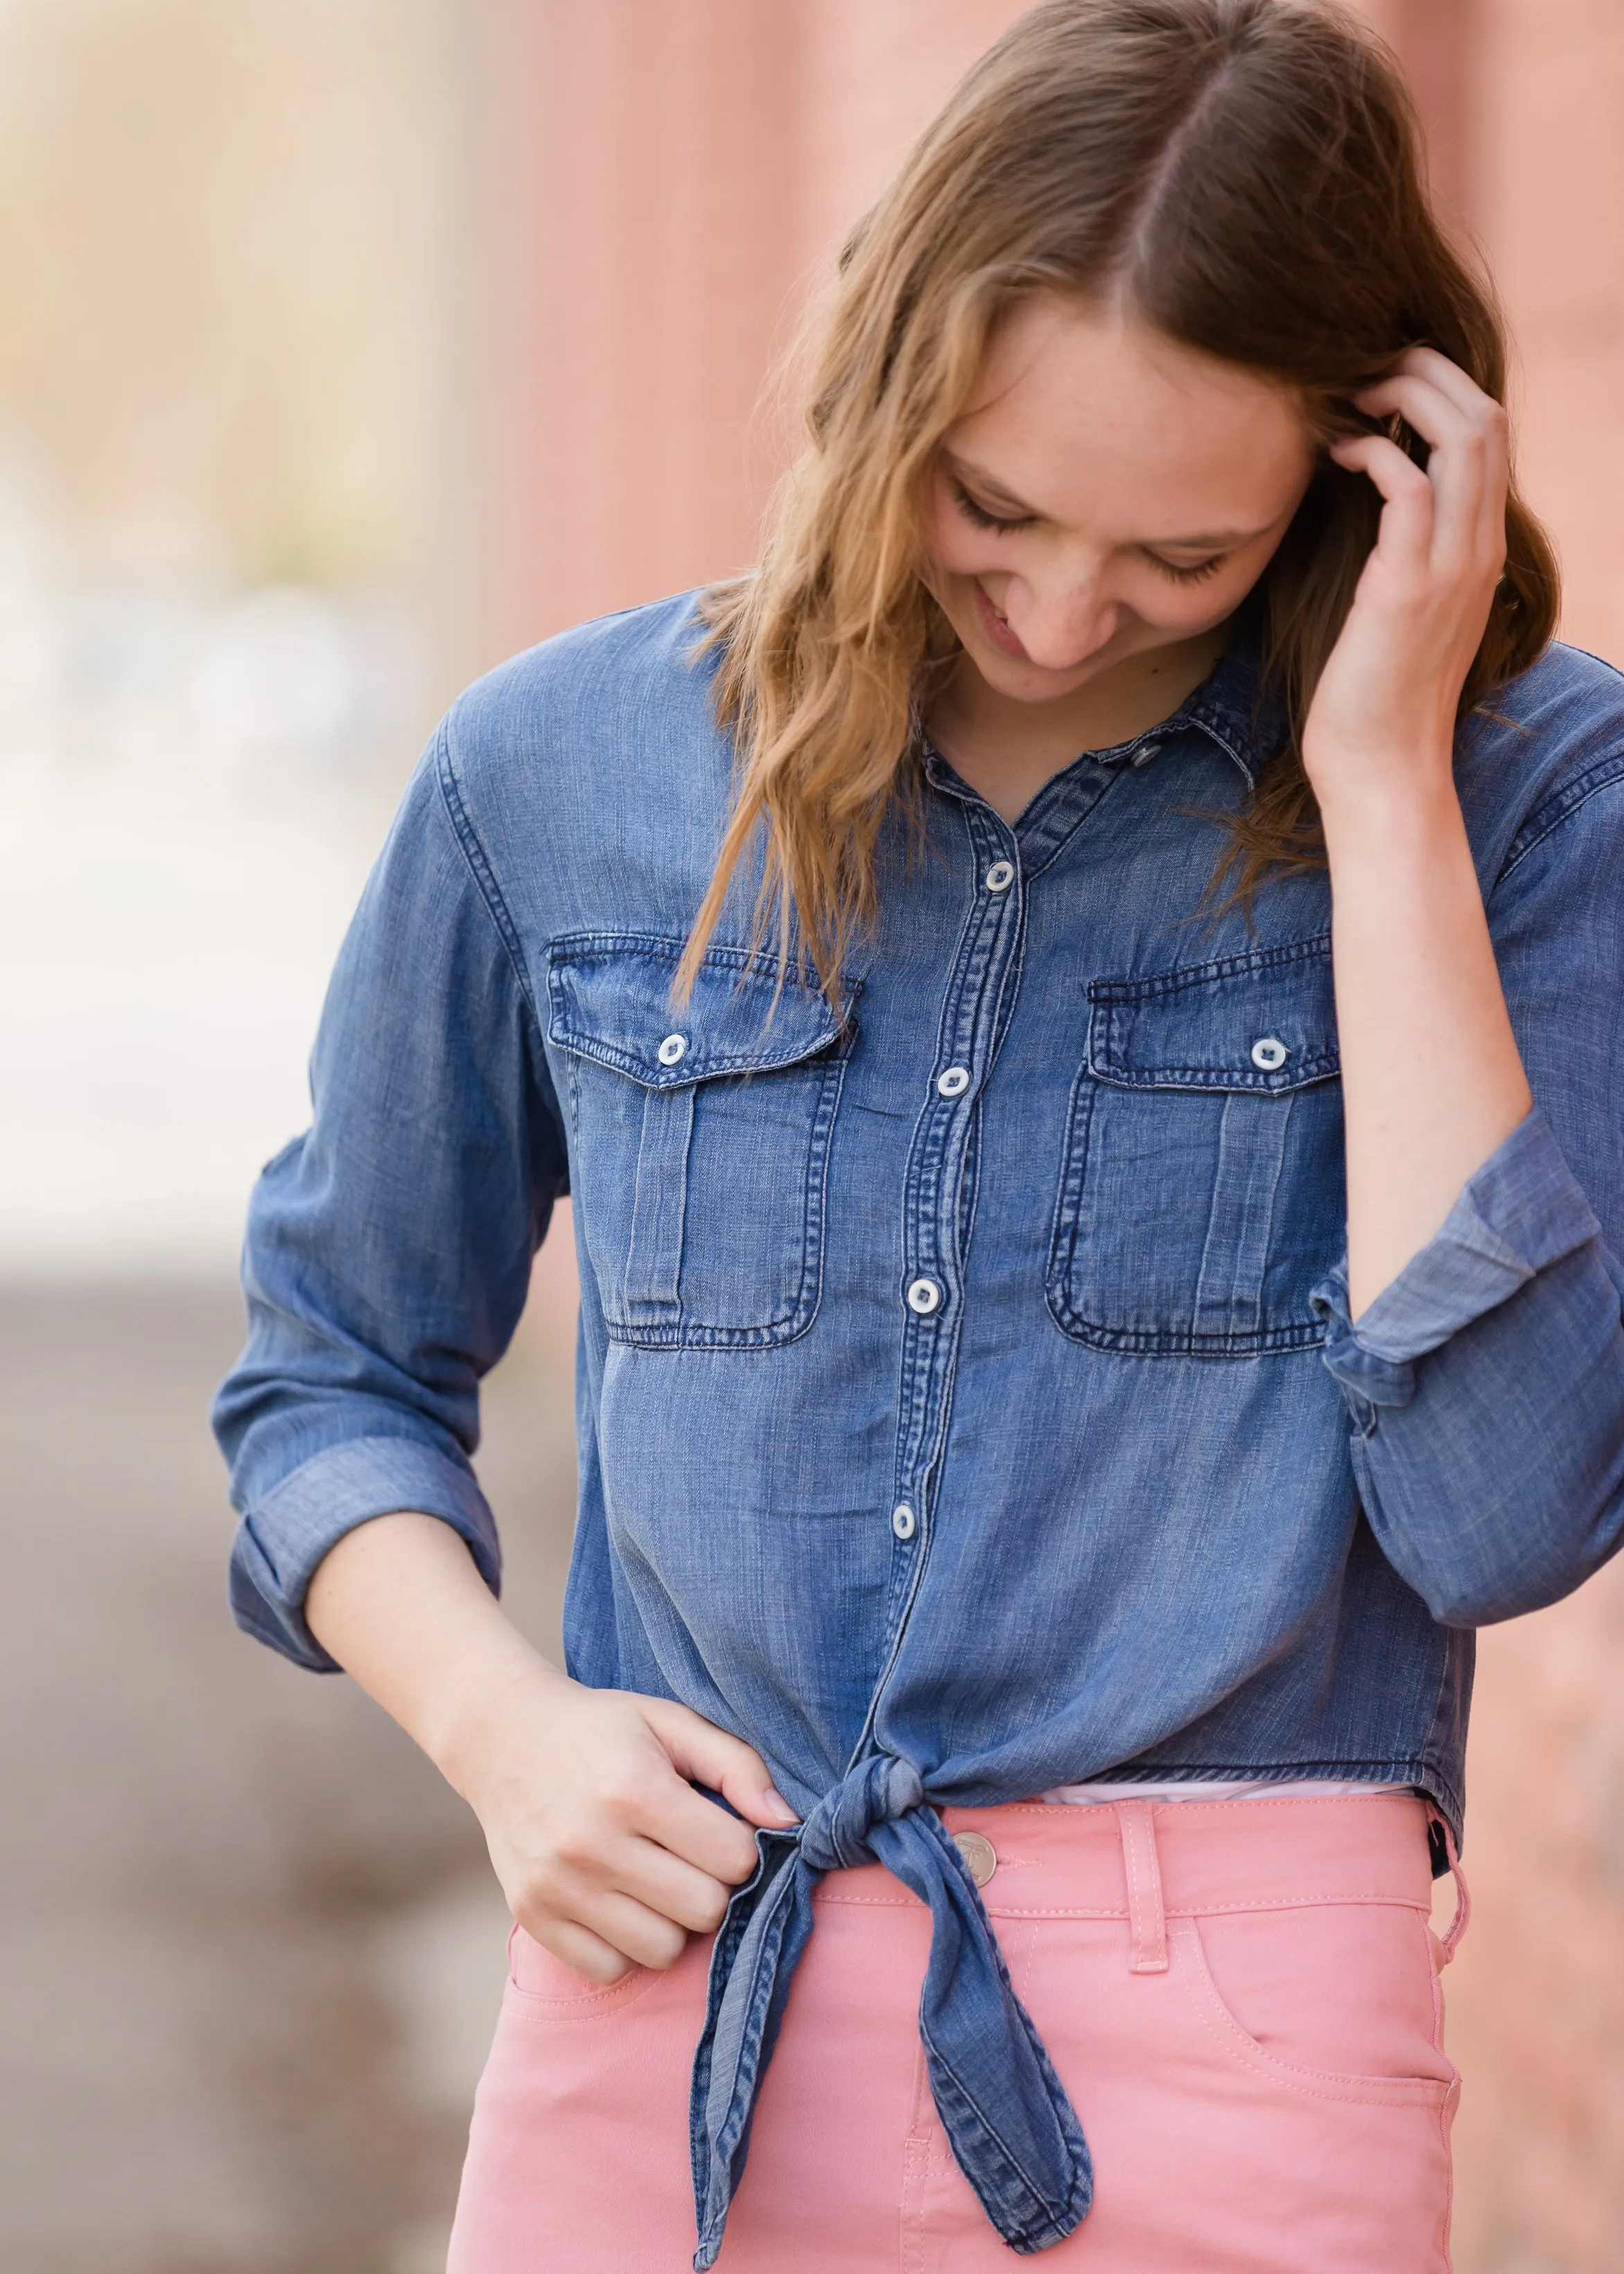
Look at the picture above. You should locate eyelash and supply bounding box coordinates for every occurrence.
[1144,552,1229,585]
[950,479,1230,584]
[950,479,1031,533]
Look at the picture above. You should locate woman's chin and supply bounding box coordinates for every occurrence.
[962,639,1114,708]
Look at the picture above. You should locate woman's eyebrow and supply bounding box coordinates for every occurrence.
[941,450,1040,514]
[1148,526,1273,550]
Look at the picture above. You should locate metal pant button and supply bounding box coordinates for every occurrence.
[952,1830,997,1887]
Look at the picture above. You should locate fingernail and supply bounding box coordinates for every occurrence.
[764,1789,799,1825]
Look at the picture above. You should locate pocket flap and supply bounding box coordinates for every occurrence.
[547,932,851,1088]
[1088,934,1338,1093]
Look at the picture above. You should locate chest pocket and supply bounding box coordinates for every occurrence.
[1046,935,1343,1357]
[547,933,855,1348]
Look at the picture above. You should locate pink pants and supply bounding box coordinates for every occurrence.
[448,1791,1467,2272]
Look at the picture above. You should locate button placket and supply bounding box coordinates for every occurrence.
[883,806,1024,1595]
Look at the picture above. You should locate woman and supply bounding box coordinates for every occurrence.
[214,2,1624,2267]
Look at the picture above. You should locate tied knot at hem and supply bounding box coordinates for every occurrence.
[798,1753,926,1871]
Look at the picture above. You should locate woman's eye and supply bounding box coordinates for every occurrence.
[950,480,1031,534]
[1146,552,1228,585]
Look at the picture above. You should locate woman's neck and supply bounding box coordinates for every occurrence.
[924,620,1233,825]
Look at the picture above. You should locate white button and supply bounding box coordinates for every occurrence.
[656,1034,688,1066]
[936,1066,970,1098]
[953,1830,998,1887]
[985,860,1015,893]
[891,1502,917,1540]
[906,1277,942,1316]
[1250,1036,1288,1072]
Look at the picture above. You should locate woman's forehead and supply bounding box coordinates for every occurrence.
[949,298,1310,539]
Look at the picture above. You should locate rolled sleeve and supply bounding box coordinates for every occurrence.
[1312,1109,1604,1410]
[213,721,568,1668]
[228,1437,503,1669]
[1301,759,1624,1629]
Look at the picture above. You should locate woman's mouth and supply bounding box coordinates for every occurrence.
[972,578,1031,661]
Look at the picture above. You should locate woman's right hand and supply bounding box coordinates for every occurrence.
[303,1511,799,1988]
[444,1665,800,1984]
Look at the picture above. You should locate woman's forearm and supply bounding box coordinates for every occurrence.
[1322,768,1530,1320]
[305,1511,561,1792]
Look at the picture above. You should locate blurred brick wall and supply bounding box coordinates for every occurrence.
[494,7,1624,2266]
[1364,9,1624,2266]
[487,0,1029,644]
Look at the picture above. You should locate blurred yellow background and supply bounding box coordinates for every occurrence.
[1,4,1620,2270]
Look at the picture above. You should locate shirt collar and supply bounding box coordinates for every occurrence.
[919,615,1284,810]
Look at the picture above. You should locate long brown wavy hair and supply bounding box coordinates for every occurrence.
[682,0,1559,998]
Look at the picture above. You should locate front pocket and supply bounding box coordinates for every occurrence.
[548,932,856,1348]
[505,1923,659,2015]
[1178,1905,1455,2103]
[1046,934,1345,1356]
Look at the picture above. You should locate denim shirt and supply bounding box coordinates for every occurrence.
[214,594,1624,2264]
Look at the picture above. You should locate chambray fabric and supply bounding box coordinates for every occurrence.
[214,594,1624,2263]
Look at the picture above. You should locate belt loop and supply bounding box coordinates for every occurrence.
[1426,1806,1472,1967]
[1118,1799,1168,1974]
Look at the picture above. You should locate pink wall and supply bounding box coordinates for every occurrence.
[503,8,1624,2264]
[505,0,1028,641]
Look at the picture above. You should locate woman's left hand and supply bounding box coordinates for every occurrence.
[1301,346,1530,1319]
[1302,346,1509,813]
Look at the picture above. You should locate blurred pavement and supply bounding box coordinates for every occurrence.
[0,1262,577,2274]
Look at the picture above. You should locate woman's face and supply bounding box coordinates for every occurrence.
[923,295,1315,704]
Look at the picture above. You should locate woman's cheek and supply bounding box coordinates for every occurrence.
[921,514,984,583]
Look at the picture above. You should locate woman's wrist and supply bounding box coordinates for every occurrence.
[428,1651,573,1808]
[1306,736,1460,852]
[305,1509,567,1794]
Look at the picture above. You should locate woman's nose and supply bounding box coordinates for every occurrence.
[1006,580,1118,671]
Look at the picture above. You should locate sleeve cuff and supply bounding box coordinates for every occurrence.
[227,1434,503,1671]
[1311,1109,1602,1409]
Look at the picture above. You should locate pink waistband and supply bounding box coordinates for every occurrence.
[813,1789,1438,1923]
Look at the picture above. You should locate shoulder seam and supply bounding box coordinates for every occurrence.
[433,717,543,1026]
[1496,750,1624,885]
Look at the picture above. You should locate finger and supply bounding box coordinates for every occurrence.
[1383,345,1501,421]
[600,1830,738,1934]
[1354,372,1472,451]
[1352,374,1506,567]
[1327,433,1434,564]
[638,1769,767,1886]
[571,1886,692,1971]
[525,1913,640,1987]
[643,1697,800,1830]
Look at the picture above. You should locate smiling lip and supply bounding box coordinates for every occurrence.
[972,578,1031,661]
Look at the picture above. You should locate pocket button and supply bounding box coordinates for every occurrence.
[656,1033,688,1066]
[1250,1036,1289,1071]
